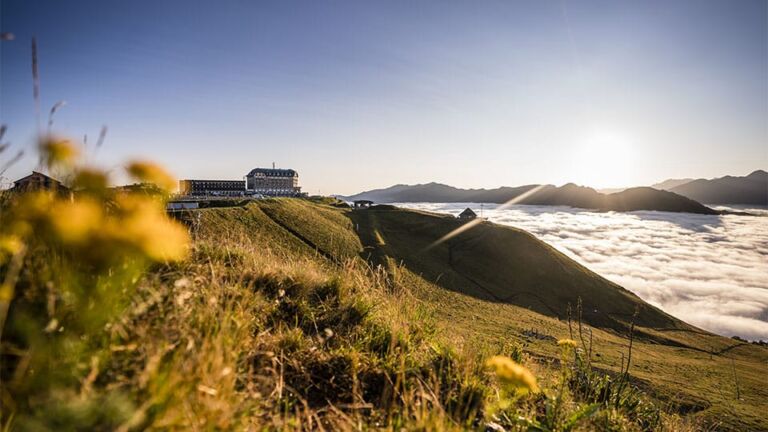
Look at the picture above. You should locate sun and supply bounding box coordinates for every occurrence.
[569,130,637,189]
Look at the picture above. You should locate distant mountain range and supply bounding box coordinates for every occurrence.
[342,183,718,214]
[657,170,767,205]
[651,178,695,191]
[600,170,767,205]
[342,170,767,213]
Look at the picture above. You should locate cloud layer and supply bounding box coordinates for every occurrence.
[398,203,768,340]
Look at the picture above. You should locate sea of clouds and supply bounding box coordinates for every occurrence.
[396,203,768,341]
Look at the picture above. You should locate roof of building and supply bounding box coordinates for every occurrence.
[459,208,477,218]
[11,171,68,192]
[247,168,298,177]
[13,171,64,186]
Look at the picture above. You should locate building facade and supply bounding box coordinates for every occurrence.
[178,179,245,196]
[245,168,301,196]
[178,167,302,197]
[11,171,69,193]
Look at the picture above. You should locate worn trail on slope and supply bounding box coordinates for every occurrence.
[259,206,341,265]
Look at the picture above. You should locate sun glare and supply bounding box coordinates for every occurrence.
[570,131,637,189]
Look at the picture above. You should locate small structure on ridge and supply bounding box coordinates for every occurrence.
[458,208,477,220]
[353,200,374,209]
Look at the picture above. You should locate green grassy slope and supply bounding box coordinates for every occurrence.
[257,198,363,261]
[348,206,688,332]
[35,198,759,430]
[236,199,767,430]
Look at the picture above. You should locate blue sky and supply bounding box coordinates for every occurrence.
[1,0,766,194]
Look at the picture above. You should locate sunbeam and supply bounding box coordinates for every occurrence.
[422,184,547,252]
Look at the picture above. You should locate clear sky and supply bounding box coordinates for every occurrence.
[1,0,766,194]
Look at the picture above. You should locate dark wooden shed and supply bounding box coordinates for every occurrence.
[458,208,477,220]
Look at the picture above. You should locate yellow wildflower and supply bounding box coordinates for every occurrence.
[127,215,190,262]
[486,355,539,393]
[40,137,80,167]
[557,339,578,348]
[48,199,103,245]
[17,191,55,220]
[111,194,190,261]
[0,235,24,263]
[0,235,23,255]
[126,161,176,192]
[72,168,109,193]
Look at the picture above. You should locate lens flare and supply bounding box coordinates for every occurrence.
[423,184,546,251]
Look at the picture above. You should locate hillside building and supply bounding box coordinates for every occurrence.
[10,171,69,193]
[179,179,245,196]
[178,166,303,197]
[245,168,301,197]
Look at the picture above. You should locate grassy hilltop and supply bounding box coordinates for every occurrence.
[3,197,767,430]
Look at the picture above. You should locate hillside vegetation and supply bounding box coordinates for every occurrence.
[349,206,687,331]
[3,197,767,430]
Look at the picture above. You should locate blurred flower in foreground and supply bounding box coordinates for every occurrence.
[0,235,24,262]
[39,136,80,168]
[111,194,190,261]
[2,155,189,264]
[2,120,191,428]
[6,192,190,265]
[49,198,103,245]
[486,355,539,394]
[557,339,578,349]
[72,168,109,194]
[126,160,176,192]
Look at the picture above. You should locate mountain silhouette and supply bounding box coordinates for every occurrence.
[651,178,695,191]
[666,170,768,205]
[342,182,718,214]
